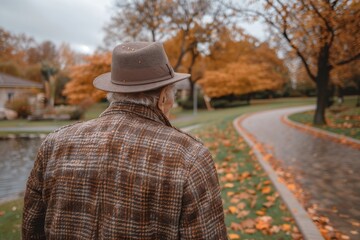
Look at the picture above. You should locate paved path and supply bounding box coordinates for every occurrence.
[240,106,360,234]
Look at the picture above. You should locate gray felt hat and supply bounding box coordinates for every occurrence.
[93,42,190,93]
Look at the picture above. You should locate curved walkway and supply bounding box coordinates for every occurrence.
[239,106,360,235]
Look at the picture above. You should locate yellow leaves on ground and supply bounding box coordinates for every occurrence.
[198,123,301,239]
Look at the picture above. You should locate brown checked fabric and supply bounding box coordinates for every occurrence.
[22,102,227,239]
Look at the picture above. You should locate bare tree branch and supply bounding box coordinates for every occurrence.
[336,52,360,66]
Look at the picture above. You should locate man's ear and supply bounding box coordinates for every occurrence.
[157,87,167,111]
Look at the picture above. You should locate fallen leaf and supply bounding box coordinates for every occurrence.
[256,210,266,216]
[351,221,360,227]
[237,210,250,218]
[230,222,243,231]
[244,228,256,234]
[262,186,272,194]
[287,184,296,191]
[250,197,257,208]
[223,140,232,147]
[263,180,271,185]
[230,197,239,203]
[291,233,303,240]
[240,171,251,180]
[228,206,238,214]
[235,192,251,200]
[247,189,256,195]
[241,218,256,229]
[224,183,235,188]
[263,154,272,161]
[263,201,274,208]
[256,220,271,230]
[228,233,241,239]
[225,173,236,181]
[236,202,246,210]
[270,225,280,233]
[281,224,291,232]
[227,192,235,197]
[0,211,5,216]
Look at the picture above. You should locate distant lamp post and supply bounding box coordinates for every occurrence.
[193,84,200,116]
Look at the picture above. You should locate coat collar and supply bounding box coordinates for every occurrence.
[99,101,173,127]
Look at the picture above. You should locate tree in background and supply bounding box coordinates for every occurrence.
[198,28,288,100]
[103,0,170,43]
[0,28,83,105]
[63,53,111,105]
[228,0,360,125]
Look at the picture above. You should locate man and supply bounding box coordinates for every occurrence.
[22,42,227,239]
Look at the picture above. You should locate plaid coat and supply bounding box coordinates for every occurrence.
[22,102,227,239]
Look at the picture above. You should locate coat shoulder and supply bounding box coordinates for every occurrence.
[53,121,84,133]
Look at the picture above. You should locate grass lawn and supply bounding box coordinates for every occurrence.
[0,199,23,240]
[0,97,315,238]
[289,96,360,140]
[191,119,300,239]
[171,97,316,128]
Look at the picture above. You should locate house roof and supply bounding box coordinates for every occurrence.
[0,72,43,89]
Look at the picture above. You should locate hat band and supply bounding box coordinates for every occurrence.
[110,64,175,86]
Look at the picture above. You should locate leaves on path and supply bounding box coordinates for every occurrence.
[194,122,301,239]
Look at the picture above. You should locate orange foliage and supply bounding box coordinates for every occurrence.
[199,36,288,98]
[164,29,206,80]
[63,52,111,105]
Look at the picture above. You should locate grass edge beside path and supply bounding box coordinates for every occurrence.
[288,105,360,141]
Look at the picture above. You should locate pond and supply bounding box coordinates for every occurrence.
[0,138,43,202]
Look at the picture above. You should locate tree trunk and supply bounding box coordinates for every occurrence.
[246,93,252,105]
[357,79,360,107]
[151,30,156,42]
[314,45,331,125]
[189,79,194,101]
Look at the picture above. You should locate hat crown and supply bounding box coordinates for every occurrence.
[93,41,190,93]
[111,42,174,85]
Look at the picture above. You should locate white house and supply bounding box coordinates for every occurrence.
[0,72,43,108]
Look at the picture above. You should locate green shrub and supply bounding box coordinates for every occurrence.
[177,97,207,110]
[54,105,84,120]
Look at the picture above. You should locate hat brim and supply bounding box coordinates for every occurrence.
[93,72,191,93]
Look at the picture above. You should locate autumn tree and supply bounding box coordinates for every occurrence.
[63,53,111,105]
[199,30,288,99]
[0,28,36,77]
[103,0,170,44]
[228,0,360,125]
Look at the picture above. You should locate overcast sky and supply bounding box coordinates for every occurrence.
[0,0,266,54]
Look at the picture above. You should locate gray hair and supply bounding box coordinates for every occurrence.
[107,84,175,107]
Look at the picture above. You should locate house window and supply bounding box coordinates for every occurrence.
[7,92,14,101]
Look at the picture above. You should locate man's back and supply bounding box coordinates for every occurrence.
[23,102,227,239]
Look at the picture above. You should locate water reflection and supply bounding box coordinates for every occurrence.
[0,138,43,201]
